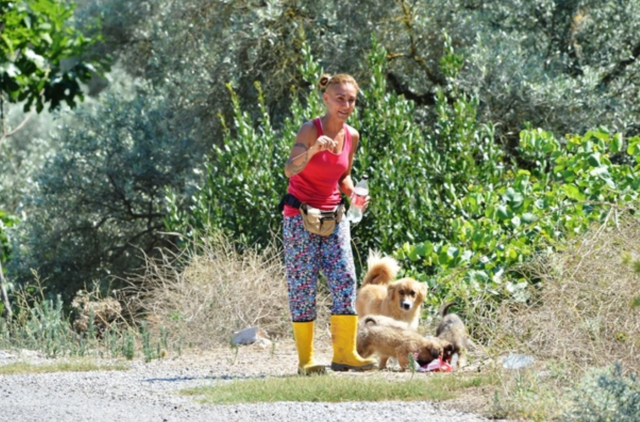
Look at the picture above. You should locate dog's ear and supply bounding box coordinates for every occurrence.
[417,282,427,301]
[441,341,455,359]
[387,284,396,299]
[428,345,442,360]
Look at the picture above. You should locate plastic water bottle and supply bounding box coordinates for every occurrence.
[346,176,369,224]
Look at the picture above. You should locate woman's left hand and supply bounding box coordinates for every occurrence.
[350,191,370,212]
[362,194,370,212]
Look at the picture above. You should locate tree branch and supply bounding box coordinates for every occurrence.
[392,0,446,87]
[599,41,640,88]
[386,72,437,106]
[0,112,34,149]
[0,260,12,320]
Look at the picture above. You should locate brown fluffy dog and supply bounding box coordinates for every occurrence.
[357,315,453,370]
[436,302,469,368]
[355,251,427,331]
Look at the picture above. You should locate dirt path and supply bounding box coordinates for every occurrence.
[0,343,504,422]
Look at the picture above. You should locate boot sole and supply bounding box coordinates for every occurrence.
[330,362,376,372]
[298,365,327,376]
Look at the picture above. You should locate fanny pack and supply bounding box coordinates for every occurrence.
[279,193,344,237]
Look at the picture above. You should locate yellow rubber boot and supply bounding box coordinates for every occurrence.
[292,321,327,375]
[330,315,377,371]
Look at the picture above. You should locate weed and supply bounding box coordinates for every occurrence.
[227,334,239,365]
[122,329,135,360]
[492,367,568,421]
[473,213,640,375]
[141,322,154,362]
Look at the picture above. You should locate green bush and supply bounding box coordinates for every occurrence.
[351,36,504,261]
[171,37,640,310]
[165,44,326,247]
[8,89,205,300]
[398,127,640,306]
[76,0,640,152]
[166,37,508,273]
[0,210,18,265]
[564,364,640,422]
[7,0,640,306]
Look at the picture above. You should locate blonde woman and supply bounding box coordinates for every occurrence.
[281,73,375,374]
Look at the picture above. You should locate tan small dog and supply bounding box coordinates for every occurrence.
[355,251,427,330]
[357,315,453,370]
[436,302,469,368]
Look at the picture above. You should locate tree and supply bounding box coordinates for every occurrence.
[8,91,204,301]
[0,211,18,319]
[0,0,105,318]
[0,0,105,146]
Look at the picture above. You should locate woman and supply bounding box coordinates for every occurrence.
[282,73,375,374]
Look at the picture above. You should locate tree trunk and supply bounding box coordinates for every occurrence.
[0,260,12,321]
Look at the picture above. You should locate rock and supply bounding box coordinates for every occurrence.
[502,353,535,370]
[0,350,15,361]
[232,326,270,346]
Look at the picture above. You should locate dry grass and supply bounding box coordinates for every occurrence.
[0,359,128,375]
[431,210,640,421]
[474,210,640,375]
[128,234,331,349]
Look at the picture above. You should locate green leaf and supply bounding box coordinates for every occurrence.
[497,205,510,219]
[593,127,610,141]
[563,184,585,201]
[628,137,640,156]
[589,165,611,179]
[468,270,489,283]
[587,153,601,167]
[503,188,523,208]
[521,213,537,224]
[611,133,623,153]
[407,246,419,262]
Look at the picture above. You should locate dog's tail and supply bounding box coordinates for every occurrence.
[362,315,379,326]
[440,301,458,317]
[362,250,400,286]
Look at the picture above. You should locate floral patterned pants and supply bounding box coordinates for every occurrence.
[283,215,357,322]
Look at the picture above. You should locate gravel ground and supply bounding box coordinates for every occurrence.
[0,343,505,422]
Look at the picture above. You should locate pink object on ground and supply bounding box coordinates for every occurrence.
[417,356,454,373]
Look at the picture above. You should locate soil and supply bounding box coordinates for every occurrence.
[0,341,507,422]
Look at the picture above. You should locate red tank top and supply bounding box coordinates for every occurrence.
[284,118,352,217]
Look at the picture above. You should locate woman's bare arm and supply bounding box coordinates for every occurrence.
[338,127,359,196]
[285,122,337,178]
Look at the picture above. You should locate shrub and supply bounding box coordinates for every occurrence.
[128,233,332,348]
[354,35,504,265]
[398,126,640,307]
[0,271,178,360]
[169,35,640,313]
[471,209,640,375]
[564,364,640,422]
[166,38,505,271]
[8,89,205,300]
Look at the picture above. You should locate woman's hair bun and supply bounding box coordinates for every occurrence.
[318,73,332,91]
[316,73,359,93]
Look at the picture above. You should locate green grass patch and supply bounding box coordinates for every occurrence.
[181,372,495,404]
[0,359,129,375]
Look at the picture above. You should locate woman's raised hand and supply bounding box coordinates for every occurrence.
[314,135,337,152]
